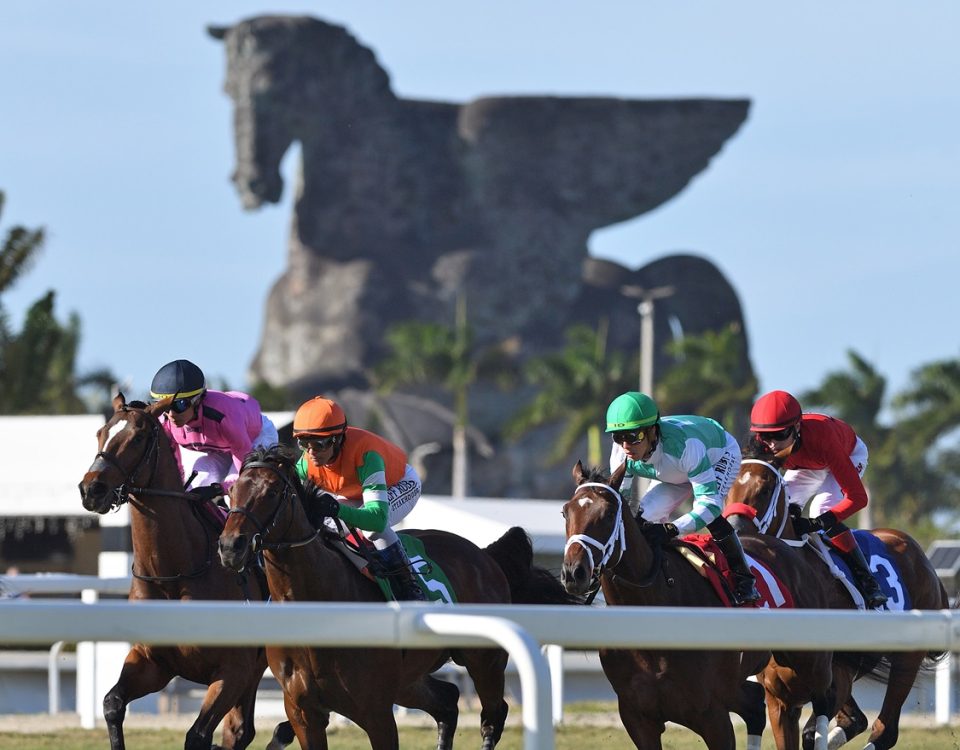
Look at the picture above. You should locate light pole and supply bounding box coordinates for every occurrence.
[618,284,675,505]
[620,285,676,394]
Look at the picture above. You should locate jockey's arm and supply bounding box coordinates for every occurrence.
[672,442,723,536]
[824,451,868,521]
[331,450,390,533]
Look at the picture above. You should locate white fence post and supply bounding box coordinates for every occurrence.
[543,645,564,726]
[936,651,953,725]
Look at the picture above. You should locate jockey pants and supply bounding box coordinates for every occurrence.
[784,436,868,518]
[188,414,279,491]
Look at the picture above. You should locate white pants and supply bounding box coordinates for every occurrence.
[639,436,741,528]
[324,464,422,551]
[784,436,868,517]
[189,415,279,489]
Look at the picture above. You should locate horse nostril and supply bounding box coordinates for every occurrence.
[87,481,108,500]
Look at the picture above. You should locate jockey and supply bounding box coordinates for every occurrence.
[750,389,887,608]
[149,359,278,501]
[292,396,426,601]
[606,391,761,606]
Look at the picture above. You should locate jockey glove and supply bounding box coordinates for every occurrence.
[312,492,341,520]
[642,521,679,546]
[187,484,224,502]
[792,510,839,536]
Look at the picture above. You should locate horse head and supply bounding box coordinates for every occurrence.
[724,442,792,539]
[218,445,313,572]
[208,16,394,210]
[78,393,173,514]
[560,460,630,596]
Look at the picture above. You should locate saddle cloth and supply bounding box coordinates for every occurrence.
[675,534,795,609]
[340,532,457,604]
[813,530,905,611]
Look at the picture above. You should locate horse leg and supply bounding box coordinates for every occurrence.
[395,675,460,750]
[863,652,925,750]
[616,695,665,750]
[103,648,174,750]
[734,679,767,750]
[687,704,739,750]
[826,696,868,750]
[283,690,330,750]
[217,678,260,750]
[763,689,804,750]
[455,648,509,750]
[264,721,296,750]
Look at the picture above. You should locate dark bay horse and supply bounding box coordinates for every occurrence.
[78,394,292,750]
[217,445,577,750]
[725,449,949,750]
[561,461,804,750]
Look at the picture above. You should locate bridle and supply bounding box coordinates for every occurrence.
[85,408,166,511]
[227,460,319,562]
[85,406,215,583]
[565,481,662,601]
[739,459,789,538]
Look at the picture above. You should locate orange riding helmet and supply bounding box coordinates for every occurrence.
[292,397,347,438]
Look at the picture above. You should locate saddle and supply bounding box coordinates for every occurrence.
[670,534,794,609]
[328,529,456,604]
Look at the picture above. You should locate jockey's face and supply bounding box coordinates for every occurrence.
[755,425,796,452]
[615,427,655,462]
[300,434,342,467]
[166,399,198,428]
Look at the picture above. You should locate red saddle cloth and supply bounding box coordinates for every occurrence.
[674,534,795,609]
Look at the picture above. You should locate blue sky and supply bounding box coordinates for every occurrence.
[1,2,957,412]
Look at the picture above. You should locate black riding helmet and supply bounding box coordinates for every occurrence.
[150,359,206,400]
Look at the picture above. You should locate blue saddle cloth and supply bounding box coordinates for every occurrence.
[827,530,909,611]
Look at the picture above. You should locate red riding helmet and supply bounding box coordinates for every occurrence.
[750,390,802,432]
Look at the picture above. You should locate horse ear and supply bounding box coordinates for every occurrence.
[572,460,585,485]
[609,460,627,492]
[112,392,126,412]
[147,396,172,417]
[207,24,229,40]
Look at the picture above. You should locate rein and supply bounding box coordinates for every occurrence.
[92,406,217,583]
[228,460,319,558]
[740,459,789,538]
[567,481,663,602]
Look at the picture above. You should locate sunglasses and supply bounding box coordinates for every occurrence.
[759,426,795,442]
[168,397,197,415]
[298,435,341,452]
[611,430,646,446]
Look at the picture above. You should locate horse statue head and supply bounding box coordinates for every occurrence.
[208,16,394,210]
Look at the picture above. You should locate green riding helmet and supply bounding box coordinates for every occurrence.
[606,392,660,432]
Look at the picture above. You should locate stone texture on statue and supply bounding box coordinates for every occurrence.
[209,16,751,393]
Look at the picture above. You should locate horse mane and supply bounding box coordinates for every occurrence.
[740,435,777,461]
[579,465,611,484]
[242,443,299,471]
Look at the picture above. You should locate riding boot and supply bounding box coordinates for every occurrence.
[375,540,426,601]
[830,530,887,609]
[713,531,761,606]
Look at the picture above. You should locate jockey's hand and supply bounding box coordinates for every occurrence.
[188,484,224,503]
[792,510,838,536]
[310,492,341,520]
[642,521,679,546]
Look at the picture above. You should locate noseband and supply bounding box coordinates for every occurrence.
[740,459,788,537]
[227,461,319,556]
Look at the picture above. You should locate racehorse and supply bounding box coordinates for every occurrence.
[561,460,798,750]
[78,394,292,750]
[725,446,949,750]
[217,445,578,750]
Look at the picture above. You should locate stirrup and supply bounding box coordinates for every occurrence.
[731,578,761,606]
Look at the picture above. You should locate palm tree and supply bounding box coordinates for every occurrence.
[799,350,949,527]
[374,293,515,497]
[505,318,634,468]
[655,323,757,436]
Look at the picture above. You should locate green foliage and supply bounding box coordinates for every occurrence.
[656,323,757,436]
[0,190,116,414]
[249,379,297,410]
[800,349,959,528]
[506,318,635,467]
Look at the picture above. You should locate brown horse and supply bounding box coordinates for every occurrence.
[78,394,293,750]
[217,445,578,750]
[561,460,807,750]
[725,448,949,750]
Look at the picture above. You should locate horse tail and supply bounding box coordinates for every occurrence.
[484,526,582,605]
